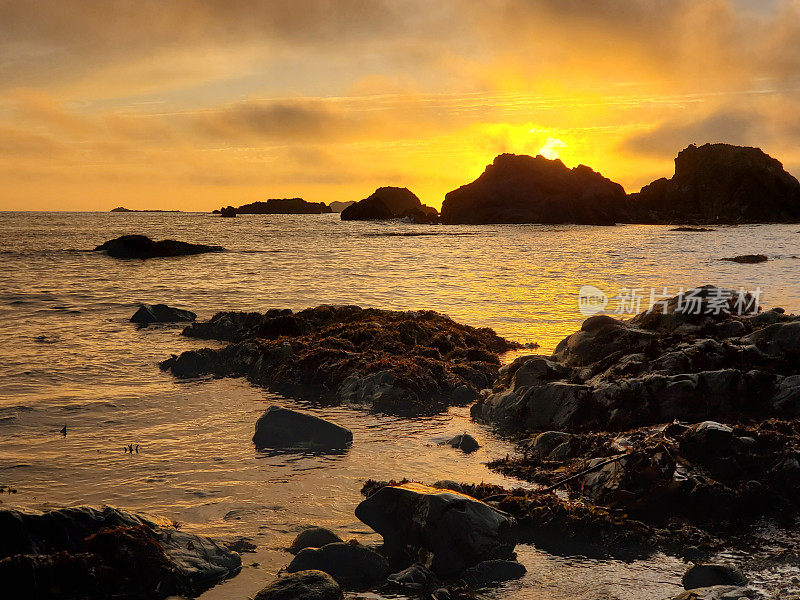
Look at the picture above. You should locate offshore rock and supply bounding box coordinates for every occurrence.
[252,406,353,451]
[94,235,224,259]
[130,303,196,324]
[341,187,437,221]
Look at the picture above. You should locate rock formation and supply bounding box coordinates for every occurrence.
[340,187,438,222]
[328,201,356,213]
[94,235,224,259]
[218,198,332,215]
[129,303,196,324]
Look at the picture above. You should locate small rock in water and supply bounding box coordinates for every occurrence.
[720,254,769,264]
[387,562,433,589]
[252,406,353,452]
[254,570,343,600]
[682,564,747,590]
[446,433,480,453]
[130,303,197,325]
[286,542,390,585]
[462,559,527,587]
[289,527,343,554]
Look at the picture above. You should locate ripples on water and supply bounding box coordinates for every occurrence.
[1,212,799,599]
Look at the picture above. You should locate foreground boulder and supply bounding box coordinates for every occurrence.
[289,527,343,554]
[630,143,800,224]
[161,305,519,415]
[441,153,629,225]
[355,482,516,575]
[254,570,343,600]
[0,506,241,600]
[286,542,390,586]
[341,187,438,222]
[252,406,353,451]
[94,235,224,259]
[130,303,196,324]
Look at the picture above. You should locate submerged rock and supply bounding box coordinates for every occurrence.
[341,187,438,221]
[441,153,629,225]
[130,303,196,324]
[289,527,343,554]
[94,235,224,259]
[631,143,800,224]
[355,482,516,576]
[286,542,390,586]
[670,227,715,232]
[462,559,527,587]
[252,406,353,451]
[0,506,241,600]
[683,564,747,590]
[161,305,519,416]
[720,254,769,264]
[254,570,343,600]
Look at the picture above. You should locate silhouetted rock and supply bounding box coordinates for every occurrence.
[441,153,628,225]
[328,201,356,213]
[225,198,331,214]
[161,305,519,416]
[400,206,440,224]
[355,482,516,575]
[220,206,236,217]
[683,564,747,590]
[630,144,800,224]
[446,433,480,453]
[110,207,181,213]
[341,187,438,221]
[130,303,196,324]
[286,542,390,586]
[289,527,343,554]
[252,406,353,451]
[0,506,240,600]
[94,235,224,259]
[671,226,715,232]
[462,559,527,587]
[254,570,343,600]
[721,254,769,264]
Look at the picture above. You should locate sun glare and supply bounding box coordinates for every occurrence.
[538,137,567,160]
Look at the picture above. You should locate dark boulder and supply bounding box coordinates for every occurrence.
[220,206,237,217]
[355,482,516,575]
[462,559,527,587]
[130,303,196,324]
[254,570,343,600]
[285,542,390,586]
[0,506,240,600]
[288,527,343,554]
[94,235,224,259]
[252,406,353,451]
[682,564,747,590]
[446,433,480,453]
[671,226,715,232]
[721,254,769,264]
[440,153,628,225]
[341,187,436,221]
[630,143,800,224]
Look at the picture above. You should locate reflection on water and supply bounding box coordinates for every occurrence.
[1,212,799,599]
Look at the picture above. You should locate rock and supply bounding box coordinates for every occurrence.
[328,201,355,213]
[355,482,516,575]
[252,406,353,451]
[130,303,196,324]
[447,433,480,453]
[285,542,390,586]
[432,480,464,493]
[288,527,343,554]
[94,235,224,259]
[721,254,769,264]
[254,570,343,600]
[341,186,437,221]
[441,153,629,225]
[227,198,332,214]
[400,206,440,224]
[0,506,240,599]
[680,422,735,456]
[671,227,715,231]
[462,559,527,587]
[631,143,800,224]
[672,586,751,600]
[220,206,237,217]
[683,564,747,590]
[529,431,573,456]
[387,562,433,589]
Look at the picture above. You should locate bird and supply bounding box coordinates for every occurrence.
[60,424,67,436]
[134,444,140,453]
[124,446,128,453]
[128,443,134,454]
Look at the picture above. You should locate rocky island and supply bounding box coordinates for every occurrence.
[340,187,439,223]
[94,235,225,259]
[213,198,332,215]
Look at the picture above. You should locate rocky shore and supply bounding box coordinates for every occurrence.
[161,305,521,415]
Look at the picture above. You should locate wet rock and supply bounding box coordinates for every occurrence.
[254,570,343,600]
[462,559,527,587]
[288,527,343,554]
[447,433,480,453]
[387,562,433,589]
[432,480,464,493]
[681,422,734,456]
[130,303,196,324]
[721,254,769,264]
[252,406,353,452]
[94,235,224,259]
[528,431,573,456]
[630,143,800,224]
[355,482,515,575]
[286,542,390,586]
[683,564,748,590]
[672,586,752,600]
[441,153,629,225]
[0,506,240,599]
[163,305,519,416]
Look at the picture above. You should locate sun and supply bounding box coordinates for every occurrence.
[538,137,567,160]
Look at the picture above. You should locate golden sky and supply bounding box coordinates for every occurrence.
[1,0,799,211]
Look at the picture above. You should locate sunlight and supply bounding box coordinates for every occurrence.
[537,137,567,160]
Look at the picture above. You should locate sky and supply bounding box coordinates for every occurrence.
[1,0,800,211]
